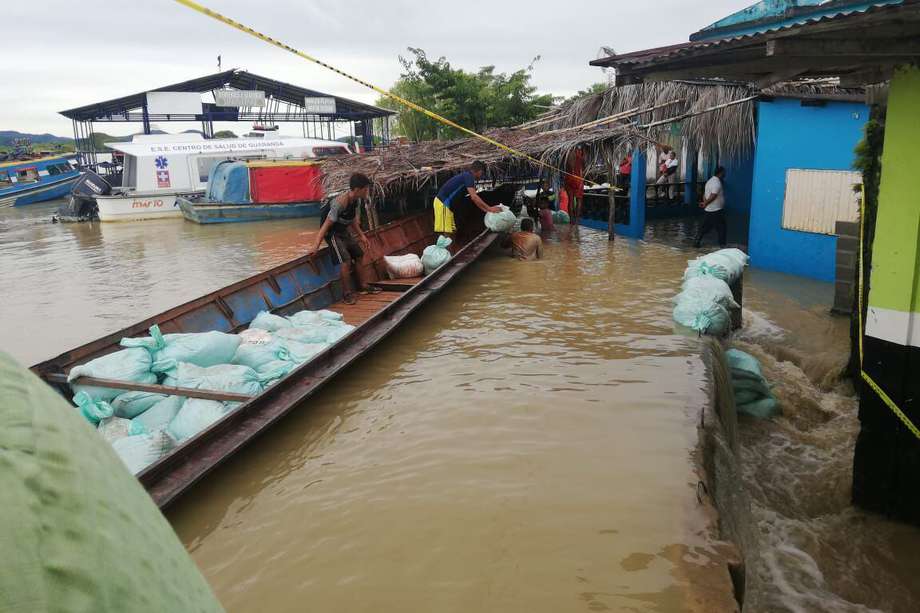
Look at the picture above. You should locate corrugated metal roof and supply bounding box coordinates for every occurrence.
[592,0,915,69]
[60,69,393,121]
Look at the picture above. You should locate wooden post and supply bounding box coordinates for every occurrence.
[608,160,617,241]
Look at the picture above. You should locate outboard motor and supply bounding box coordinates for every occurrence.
[52,171,110,223]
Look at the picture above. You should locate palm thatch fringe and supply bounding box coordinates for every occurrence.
[320,79,864,197]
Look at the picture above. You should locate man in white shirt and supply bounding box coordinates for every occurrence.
[694,166,727,248]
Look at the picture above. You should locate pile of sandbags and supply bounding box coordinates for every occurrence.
[67,307,355,474]
[672,248,748,336]
[726,348,779,418]
[484,204,517,233]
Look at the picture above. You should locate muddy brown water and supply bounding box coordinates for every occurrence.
[2,202,918,612]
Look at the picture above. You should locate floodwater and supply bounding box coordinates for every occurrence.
[2,201,919,612]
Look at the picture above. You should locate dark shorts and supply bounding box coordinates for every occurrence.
[326,231,363,265]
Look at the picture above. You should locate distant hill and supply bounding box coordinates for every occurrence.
[0,130,73,147]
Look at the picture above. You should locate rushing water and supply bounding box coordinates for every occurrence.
[2,201,918,612]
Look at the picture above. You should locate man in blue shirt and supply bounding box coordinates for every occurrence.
[433,161,501,236]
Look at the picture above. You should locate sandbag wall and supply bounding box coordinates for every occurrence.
[672,248,748,337]
[67,309,355,474]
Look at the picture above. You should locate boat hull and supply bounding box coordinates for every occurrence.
[95,192,199,221]
[31,211,497,508]
[0,175,80,207]
[177,196,321,224]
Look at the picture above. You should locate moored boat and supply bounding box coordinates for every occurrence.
[31,211,498,508]
[93,134,350,222]
[0,153,81,207]
[177,159,325,224]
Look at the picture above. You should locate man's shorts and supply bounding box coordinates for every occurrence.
[326,231,363,265]
[433,197,456,234]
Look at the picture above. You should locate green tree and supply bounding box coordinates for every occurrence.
[567,82,609,103]
[376,48,554,141]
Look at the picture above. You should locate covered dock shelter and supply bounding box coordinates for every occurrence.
[59,69,394,170]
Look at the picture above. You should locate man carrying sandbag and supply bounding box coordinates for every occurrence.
[309,173,379,304]
[433,161,501,239]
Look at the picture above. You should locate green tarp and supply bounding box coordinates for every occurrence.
[0,351,224,613]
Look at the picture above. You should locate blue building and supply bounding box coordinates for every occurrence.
[593,0,893,281]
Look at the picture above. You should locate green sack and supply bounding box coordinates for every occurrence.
[552,210,570,224]
[680,276,738,309]
[421,235,453,274]
[672,295,730,336]
[111,431,174,474]
[72,390,115,425]
[249,310,293,332]
[174,362,281,397]
[167,399,230,443]
[110,391,168,419]
[0,350,224,612]
[484,204,517,233]
[122,324,241,369]
[131,395,185,434]
[68,347,156,402]
[726,349,765,380]
[737,396,780,419]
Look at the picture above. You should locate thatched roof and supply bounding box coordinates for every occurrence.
[320,79,863,196]
[320,122,640,197]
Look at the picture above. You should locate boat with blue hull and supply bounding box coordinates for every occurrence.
[0,154,81,207]
[178,196,321,223]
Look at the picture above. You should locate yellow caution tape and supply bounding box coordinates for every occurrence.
[172,0,596,186]
[857,184,920,440]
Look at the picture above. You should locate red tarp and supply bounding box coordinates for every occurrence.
[249,164,325,203]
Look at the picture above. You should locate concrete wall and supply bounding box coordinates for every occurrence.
[748,98,868,281]
[854,65,920,526]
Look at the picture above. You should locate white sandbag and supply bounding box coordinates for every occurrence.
[96,416,137,443]
[384,253,424,279]
[484,204,517,233]
[325,325,355,344]
[238,328,274,345]
[316,309,343,322]
[287,310,324,328]
[249,310,293,332]
[111,431,174,474]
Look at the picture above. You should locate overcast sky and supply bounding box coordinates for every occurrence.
[3,0,752,137]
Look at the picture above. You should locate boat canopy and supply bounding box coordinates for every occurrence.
[206,159,324,204]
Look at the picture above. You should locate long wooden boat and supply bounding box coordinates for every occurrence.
[177,194,321,224]
[31,211,498,508]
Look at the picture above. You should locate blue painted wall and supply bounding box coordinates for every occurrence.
[615,147,646,239]
[748,98,868,281]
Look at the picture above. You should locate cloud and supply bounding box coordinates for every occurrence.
[2,0,751,135]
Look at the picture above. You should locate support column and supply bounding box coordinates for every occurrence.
[615,147,646,239]
[684,149,698,207]
[853,65,920,525]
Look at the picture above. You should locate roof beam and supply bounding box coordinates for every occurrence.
[766,37,920,57]
[839,65,896,87]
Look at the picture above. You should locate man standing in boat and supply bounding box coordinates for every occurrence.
[433,161,502,238]
[309,173,377,304]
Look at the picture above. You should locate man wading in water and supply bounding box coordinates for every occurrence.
[433,160,501,240]
[309,173,380,304]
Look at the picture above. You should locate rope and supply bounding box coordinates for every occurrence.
[172,0,595,185]
[857,184,920,440]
